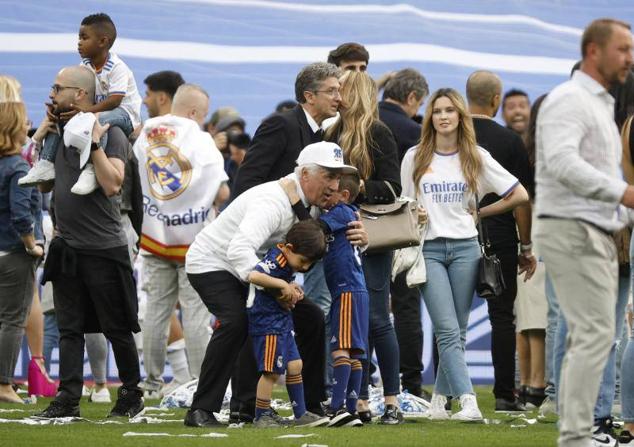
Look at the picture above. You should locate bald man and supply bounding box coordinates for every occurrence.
[466,70,536,412]
[135,83,230,399]
[35,65,143,419]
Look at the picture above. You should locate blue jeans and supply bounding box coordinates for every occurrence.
[553,270,630,419]
[360,251,400,399]
[303,260,333,395]
[620,237,634,423]
[43,312,59,371]
[544,272,560,399]
[420,237,480,397]
[40,107,133,163]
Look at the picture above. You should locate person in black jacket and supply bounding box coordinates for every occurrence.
[378,68,429,399]
[232,62,342,198]
[466,70,536,412]
[326,70,404,424]
[227,62,343,421]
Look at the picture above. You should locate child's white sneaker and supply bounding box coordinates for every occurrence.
[428,393,450,420]
[18,160,55,186]
[451,394,483,421]
[71,164,98,195]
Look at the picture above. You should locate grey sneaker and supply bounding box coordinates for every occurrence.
[294,411,330,427]
[254,411,289,428]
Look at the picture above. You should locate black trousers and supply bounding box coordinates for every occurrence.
[486,244,519,401]
[390,271,423,394]
[188,270,326,414]
[52,253,140,405]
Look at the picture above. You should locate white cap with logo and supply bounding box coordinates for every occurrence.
[63,112,96,169]
[296,141,357,174]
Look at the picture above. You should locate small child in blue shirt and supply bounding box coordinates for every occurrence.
[247,219,329,428]
[318,173,370,427]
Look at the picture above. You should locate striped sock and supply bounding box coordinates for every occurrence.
[255,398,271,420]
[286,374,306,419]
[346,359,363,413]
[331,356,351,411]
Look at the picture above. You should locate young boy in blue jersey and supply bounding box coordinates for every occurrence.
[247,220,330,428]
[20,13,142,195]
[319,173,370,427]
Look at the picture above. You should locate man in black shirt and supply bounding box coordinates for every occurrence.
[35,65,142,419]
[378,68,429,398]
[466,70,536,412]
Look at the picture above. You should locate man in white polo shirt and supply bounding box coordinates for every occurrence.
[183,141,366,427]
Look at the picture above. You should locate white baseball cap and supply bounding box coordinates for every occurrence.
[296,141,357,174]
[63,112,96,169]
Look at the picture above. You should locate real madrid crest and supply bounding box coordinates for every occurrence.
[144,126,192,200]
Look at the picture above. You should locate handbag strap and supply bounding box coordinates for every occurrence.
[475,192,492,253]
[383,180,399,201]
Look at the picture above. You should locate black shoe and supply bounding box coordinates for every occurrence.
[518,385,529,406]
[379,404,404,425]
[592,417,619,447]
[326,406,357,427]
[495,397,527,413]
[619,429,634,445]
[34,400,80,418]
[358,410,372,423]
[229,411,254,424]
[108,387,144,418]
[525,387,546,408]
[307,402,326,417]
[184,408,224,427]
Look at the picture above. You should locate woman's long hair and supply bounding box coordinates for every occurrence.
[325,70,377,180]
[525,94,547,168]
[412,88,481,195]
[0,76,26,156]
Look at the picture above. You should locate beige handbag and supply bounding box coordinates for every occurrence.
[359,182,422,254]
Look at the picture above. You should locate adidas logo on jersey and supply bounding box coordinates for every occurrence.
[291,400,297,407]
[348,391,358,399]
[331,336,337,343]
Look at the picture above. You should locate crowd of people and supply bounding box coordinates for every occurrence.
[0,11,633,447]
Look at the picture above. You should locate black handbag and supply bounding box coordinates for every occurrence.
[475,194,506,299]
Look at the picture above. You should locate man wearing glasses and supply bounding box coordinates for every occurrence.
[34,65,143,419]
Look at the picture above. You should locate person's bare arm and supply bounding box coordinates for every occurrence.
[90,120,124,196]
[513,201,537,281]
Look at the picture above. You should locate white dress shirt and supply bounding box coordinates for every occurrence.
[185,173,308,281]
[535,70,627,232]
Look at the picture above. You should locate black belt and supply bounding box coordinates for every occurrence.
[538,215,614,238]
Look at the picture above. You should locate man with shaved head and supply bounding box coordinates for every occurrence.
[135,83,230,399]
[466,70,536,412]
[36,65,144,419]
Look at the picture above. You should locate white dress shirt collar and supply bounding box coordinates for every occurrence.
[573,70,615,104]
[302,106,322,134]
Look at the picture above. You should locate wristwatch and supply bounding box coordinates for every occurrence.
[90,142,101,152]
[25,245,39,255]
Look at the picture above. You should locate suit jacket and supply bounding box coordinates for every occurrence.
[378,101,421,162]
[232,105,320,199]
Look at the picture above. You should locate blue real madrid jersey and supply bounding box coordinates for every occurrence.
[319,203,367,296]
[247,245,295,336]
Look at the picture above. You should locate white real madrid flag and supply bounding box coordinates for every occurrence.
[133,114,228,261]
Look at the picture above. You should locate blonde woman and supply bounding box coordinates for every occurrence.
[0,90,44,403]
[401,88,528,421]
[325,71,403,424]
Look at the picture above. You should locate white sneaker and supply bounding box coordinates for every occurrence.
[89,387,111,403]
[428,393,450,420]
[71,164,98,195]
[538,395,557,417]
[18,160,56,186]
[143,388,163,400]
[451,394,483,421]
[81,385,91,397]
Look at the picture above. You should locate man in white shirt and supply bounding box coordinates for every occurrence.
[183,141,366,427]
[534,18,633,447]
[134,84,230,398]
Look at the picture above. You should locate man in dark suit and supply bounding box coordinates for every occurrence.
[377,68,429,399]
[232,62,342,197]
[228,62,342,421]
[466,70,536,412]
[379,68,428,162]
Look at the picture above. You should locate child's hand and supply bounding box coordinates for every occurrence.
[279,178,301,204]
[290,282,304,302]
[70,103,89,113]
[33,116,57,144]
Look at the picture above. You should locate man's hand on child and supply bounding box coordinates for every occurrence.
[91,115,110,144]
[346,218,369,247]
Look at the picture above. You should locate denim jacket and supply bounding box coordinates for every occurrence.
[0,155,43,252]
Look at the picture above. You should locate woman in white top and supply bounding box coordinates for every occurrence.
[401,88,528,421]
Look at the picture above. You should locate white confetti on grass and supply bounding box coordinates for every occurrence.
[122,432,228,438]
[275,434,316,439]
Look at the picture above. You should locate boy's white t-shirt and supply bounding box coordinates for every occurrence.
[401,146,519,241]
[81,52,142,127]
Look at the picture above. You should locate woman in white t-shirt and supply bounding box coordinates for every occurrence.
[401,88,528,421]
